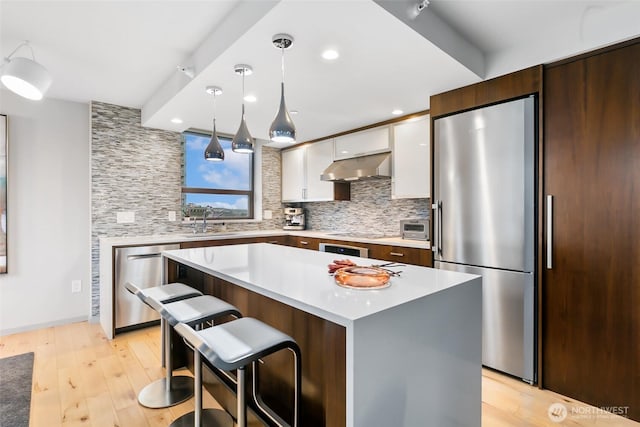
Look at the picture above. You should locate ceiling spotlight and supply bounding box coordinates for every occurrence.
[416,0,429,14]
[177,65,194,79]
[0,40,52,101]
[409,0,430,18]
[244,94,257,103]
[322,49,339,60]
[170,117,183,124]
[392,109,404,115]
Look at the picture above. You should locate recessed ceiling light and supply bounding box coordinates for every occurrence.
[244,94,257,103]
[322,49,339,60]
[392,109,403,115]
[171,117,183,124]
[290,110,299,115]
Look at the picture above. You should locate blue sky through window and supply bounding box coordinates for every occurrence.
[183,133,252,213]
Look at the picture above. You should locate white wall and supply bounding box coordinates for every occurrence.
[0,90,91,335]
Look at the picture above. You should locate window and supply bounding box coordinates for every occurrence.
[182,131,254,220]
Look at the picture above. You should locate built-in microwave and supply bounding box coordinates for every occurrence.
[400,219,429,241]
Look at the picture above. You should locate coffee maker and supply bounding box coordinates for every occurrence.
[283,207,305,230]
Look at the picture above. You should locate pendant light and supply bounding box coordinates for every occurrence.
[1,40,52,101]
[231,64,254,154]
[204,86,224,161]
[269,34,296,143]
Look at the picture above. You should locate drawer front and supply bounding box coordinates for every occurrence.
[369,244,432,267]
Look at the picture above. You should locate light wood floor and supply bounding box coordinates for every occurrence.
[0,321,636,427]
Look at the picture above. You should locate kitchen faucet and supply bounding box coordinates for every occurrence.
[190,207,208,233]
[201,208,207,233]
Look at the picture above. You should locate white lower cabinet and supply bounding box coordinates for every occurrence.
[281,139,335,202]
[392,115,430,199]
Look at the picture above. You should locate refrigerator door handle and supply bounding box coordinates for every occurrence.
[431,200,442,255]
[431,201,438,253]
[546,194,553,269]
[438,200,442,254]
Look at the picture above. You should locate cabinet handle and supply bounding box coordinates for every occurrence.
[300,241,309,245]
[547,195,553,269]
[268,240,279,244]
[389,252,404,257]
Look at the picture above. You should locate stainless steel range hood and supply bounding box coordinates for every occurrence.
[320,152,391,182]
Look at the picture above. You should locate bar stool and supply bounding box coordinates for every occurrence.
[124,281,202,408]
[159,295,241,427]
[175,317,301,427]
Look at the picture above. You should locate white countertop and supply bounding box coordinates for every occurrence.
[163,243,475,326]
[99,229,430,249]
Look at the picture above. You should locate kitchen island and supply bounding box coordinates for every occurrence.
[163,243,481,427]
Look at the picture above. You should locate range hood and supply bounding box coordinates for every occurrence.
[321,152,391,182]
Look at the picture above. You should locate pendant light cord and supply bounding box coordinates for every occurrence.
[241,69,246,117]
[281,45,285,84]
[212,91,217,127]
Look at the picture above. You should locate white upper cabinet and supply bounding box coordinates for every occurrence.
[281,147,305,202]
[334,126,390,160]
[305,139,335,201]
[392,115,430,199]
[281,139,335,202]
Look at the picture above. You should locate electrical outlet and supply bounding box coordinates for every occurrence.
[168,211,177,221]
[263,210,273,219]
[71,280,82,293]
[116,211,135,224]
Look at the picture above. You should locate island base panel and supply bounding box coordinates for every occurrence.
[170,261,346,427]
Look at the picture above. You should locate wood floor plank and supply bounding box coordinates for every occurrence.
[1,321,637,427]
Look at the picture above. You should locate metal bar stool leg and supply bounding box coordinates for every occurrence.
[237,367,247,427]
[138,315,193,408]
[170,348,233,427]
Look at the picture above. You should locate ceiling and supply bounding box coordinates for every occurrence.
[1,0,639,147]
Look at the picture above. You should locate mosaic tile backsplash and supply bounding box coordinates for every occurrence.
[90,102,283,316]
[301,180,430,236]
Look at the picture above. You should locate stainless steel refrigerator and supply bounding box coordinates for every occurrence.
[432,96,536,383]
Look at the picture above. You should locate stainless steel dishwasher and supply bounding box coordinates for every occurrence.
[114,243,180,333]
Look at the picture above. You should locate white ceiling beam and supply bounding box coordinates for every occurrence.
[141,0,280,127]
[373,0,485,78]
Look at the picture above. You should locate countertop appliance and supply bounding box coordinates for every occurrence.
[400,218,429,241]
[114,243,180,333]
[433,96,536,383]
[319,242,369,257]
[284,207,305,230]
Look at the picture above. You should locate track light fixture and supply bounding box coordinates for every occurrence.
[1,40,52,101]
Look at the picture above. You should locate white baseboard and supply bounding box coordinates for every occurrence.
[0,315,91,337]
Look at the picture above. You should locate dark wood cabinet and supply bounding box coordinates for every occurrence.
[169,261,346,427]
[286,235,321,250]
[368,244,432,267]
[542,40,640,421]
[179,235,287,249]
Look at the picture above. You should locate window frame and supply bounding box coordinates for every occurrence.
[181,130,255,220]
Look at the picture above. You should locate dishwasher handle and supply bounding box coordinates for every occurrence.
[127,253,163,261]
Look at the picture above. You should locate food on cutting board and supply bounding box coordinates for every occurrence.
[327,259,357,274]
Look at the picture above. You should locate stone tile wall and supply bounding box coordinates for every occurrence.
[301,180,429,236]
[90,102,283,316]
